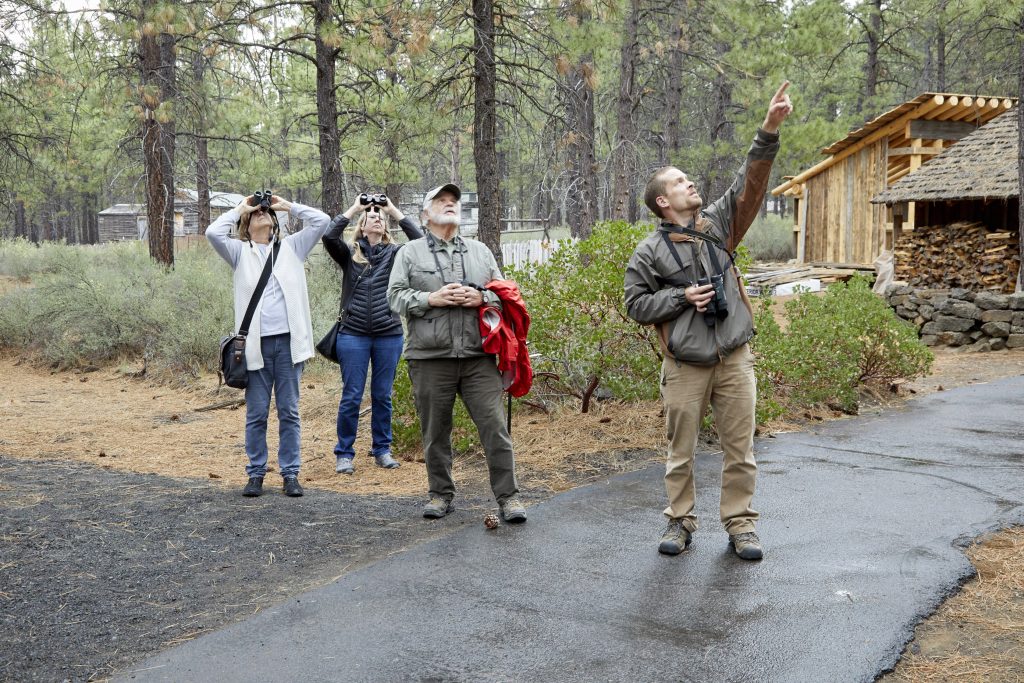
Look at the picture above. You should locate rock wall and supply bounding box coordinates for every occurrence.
[885,285,1024,352]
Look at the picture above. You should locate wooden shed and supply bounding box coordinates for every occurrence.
[871,109,1019,292]
[771,93,1016,265]
[97,190,245,243]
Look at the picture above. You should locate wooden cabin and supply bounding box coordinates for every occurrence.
[871,110,1020,292]
[771,94,1016,265]
[97,189,246,243]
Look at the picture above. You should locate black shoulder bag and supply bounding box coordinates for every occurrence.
[219,241,281,388]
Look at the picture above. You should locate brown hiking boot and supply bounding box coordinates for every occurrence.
[658,518,691,555]
[729,531,763,560]
[498,495,527,524]
[422,495,454,519]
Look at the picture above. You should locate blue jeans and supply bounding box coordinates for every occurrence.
[334,332,404,460]
[244,334,304,478]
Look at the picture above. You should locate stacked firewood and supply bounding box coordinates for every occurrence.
[894,221,1021,293]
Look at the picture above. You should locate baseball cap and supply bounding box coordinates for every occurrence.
[422,183,461,210]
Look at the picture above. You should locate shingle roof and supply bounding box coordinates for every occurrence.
[872,109,1019,204]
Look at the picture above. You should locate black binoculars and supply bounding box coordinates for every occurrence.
[697,273,729,327]
[251,189,273,211]
[359,193,388,207]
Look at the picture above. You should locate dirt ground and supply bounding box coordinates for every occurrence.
[1,348,1023,681]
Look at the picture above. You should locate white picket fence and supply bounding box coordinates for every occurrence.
[501,239,571,269]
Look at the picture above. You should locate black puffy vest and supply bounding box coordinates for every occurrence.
[340,239,403,336]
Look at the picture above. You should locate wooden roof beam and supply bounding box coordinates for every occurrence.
[771,94,947,195]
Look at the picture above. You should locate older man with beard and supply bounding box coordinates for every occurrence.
[387,183,527,523]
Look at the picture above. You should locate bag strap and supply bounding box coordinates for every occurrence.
[238,240,280,336]
[659,222,731,280]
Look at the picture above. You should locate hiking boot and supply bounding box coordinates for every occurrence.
[335,457,354,475]
[283,476,304,497]
[242,476,264,497]
[658,518,691,555]
[498,495,527,524]
[422,495,453,519]
[729,531,763,560]
[374,452,400,469]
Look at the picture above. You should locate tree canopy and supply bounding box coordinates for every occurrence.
[0,0,1020,261]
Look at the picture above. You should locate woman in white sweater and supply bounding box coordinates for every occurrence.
[207,192,330,498]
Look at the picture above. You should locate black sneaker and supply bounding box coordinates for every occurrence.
[242,476,264,497]
[283,476,304,497]
[658,518,691,555]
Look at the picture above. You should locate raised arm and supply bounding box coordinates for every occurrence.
[206,199,251,268]
[705,81,792,249]
[279,198,330,261]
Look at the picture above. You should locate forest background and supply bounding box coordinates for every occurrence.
[1,0,1022,267]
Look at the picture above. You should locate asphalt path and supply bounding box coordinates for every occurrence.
[118,376,1024,683]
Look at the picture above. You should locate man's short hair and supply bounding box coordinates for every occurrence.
[644,166,676,219]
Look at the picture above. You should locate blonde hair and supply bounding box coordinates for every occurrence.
[350,212,393,264]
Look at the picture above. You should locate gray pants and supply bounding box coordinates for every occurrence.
[407,356,519,504]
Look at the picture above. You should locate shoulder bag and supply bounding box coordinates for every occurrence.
[219,241,280,388]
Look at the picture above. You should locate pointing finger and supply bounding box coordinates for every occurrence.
[773,81,790,101]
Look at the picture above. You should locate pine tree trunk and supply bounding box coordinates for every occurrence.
[664,19,685,163]
[610,0,640,221]
[139,0,176,267]
[472,0,502,263]
[14,199,26,239]
[703,41,734,202]
[858,0,882,115]
[193,54,211,235]
[314,0,343,217]
[565,57,597,239]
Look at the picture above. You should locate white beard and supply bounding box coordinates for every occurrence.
[426,208,460,227]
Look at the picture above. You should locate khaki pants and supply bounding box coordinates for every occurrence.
[407,356,519,504]
[661,343,758,535]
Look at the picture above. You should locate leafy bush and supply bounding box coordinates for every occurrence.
[511,221,661,412]
[752,274,932,418]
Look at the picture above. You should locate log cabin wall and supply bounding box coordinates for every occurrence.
[802,141,889,263]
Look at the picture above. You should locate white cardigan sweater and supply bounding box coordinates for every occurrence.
[207,204,330,370]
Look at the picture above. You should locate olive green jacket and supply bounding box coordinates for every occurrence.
[388,230,503,360]
[624,128,780,366]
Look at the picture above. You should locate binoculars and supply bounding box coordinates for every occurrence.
[251,189,273,211]
[697,273,729,327]
[359,193,388,207]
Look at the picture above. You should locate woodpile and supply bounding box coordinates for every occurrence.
[894,221,1021,294]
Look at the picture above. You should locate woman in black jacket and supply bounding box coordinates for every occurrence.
[322,194,423,474]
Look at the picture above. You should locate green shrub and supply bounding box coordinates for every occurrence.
[752,274,932,418]
[511,221,661,412]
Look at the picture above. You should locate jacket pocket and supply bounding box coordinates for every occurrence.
[409,267,442,292]
[407,307,451,353]
[666,308,717,365]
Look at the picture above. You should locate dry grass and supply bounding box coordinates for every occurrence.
[882,527,1024,683]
